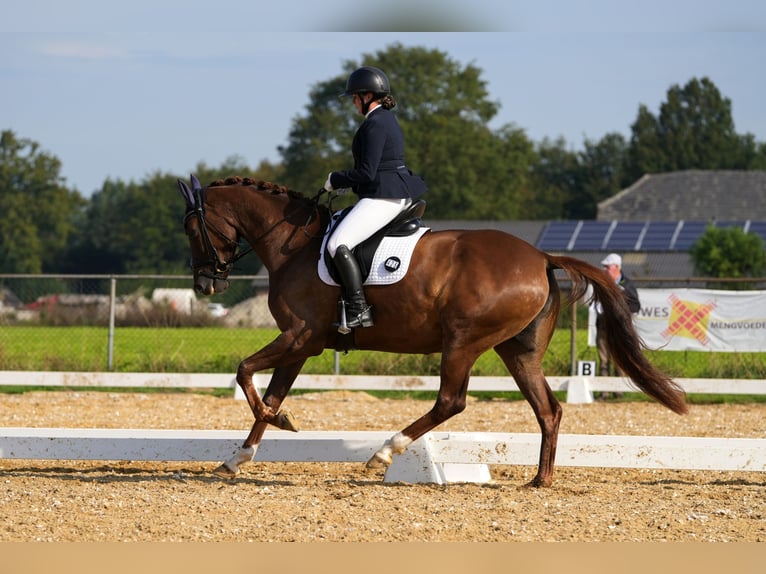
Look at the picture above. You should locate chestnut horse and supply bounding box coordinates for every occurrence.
[179,175,687,487]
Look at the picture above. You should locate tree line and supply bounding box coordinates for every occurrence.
[2,43,765,276]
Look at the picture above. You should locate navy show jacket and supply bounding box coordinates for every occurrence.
[329,107,427,200]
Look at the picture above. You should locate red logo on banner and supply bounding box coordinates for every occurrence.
[661,294,717,346]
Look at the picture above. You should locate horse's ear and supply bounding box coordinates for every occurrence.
[190,174,202,191]
[177,179,194,207]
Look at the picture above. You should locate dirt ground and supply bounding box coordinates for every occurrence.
[1,390,764,542]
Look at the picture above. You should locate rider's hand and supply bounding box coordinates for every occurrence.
[323,173,334,192]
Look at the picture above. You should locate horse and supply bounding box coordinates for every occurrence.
[178,175,688,487]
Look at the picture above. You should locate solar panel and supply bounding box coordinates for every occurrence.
[714,221,745,229]
[537,221,580,251]
[535,220,766,252]
[746,221,766,245]
[636,221,679,250]
[571,221,612,250]
[604,221,646,251]
[673,221,709,250]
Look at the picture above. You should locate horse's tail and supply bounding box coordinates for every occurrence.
[547,254,688,415]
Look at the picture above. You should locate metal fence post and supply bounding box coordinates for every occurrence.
[107,276,116,370]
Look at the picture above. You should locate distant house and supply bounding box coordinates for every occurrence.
[598,170,766,222]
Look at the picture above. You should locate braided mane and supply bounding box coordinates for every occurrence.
[207,175,331,232]
[208,176,305,199]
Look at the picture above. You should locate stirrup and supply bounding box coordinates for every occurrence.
[345,306,374,329]
[336,299,373,333]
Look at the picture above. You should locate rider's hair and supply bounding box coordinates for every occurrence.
[379,94,396,110]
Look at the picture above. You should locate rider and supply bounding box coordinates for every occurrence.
[324,65,427,330]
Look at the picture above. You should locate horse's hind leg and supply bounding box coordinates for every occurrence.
[494,331,561,488]
[367,346,479,469]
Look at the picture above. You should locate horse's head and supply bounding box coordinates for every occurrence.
[178,175,243,296]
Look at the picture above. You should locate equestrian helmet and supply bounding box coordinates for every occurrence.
[343,66,391,96]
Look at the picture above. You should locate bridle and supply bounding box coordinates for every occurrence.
[178,175,330,282]
[183,197,252,282]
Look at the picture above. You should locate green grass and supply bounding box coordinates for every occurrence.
[1,325,765,402]
[2,325,766,378]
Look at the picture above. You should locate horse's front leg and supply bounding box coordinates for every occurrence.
[214,360,306,478]
[233,332,313,429]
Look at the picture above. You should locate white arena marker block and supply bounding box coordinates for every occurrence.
[566,376,594,404]
[383,433,492,484]
[384,438,443,484]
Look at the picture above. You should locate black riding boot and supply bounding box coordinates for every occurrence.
[333,245,374,329]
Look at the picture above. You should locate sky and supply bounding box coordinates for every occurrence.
[2,1,766,196]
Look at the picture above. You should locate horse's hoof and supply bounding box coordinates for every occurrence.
[522,477,551,488]
[276,409,300,432]
[212,463,238,479]
[365,451,392,469]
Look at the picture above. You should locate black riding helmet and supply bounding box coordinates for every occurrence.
[342,66,391,115]
[343,66,391,97]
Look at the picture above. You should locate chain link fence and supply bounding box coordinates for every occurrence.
[0,274,274,372]
[2,274,765,374]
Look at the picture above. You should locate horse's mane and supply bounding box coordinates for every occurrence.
[208,176,305,200]
[208,176,331,229]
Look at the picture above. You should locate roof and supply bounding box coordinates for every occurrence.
[598,170,766,221]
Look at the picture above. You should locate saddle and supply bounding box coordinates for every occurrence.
[324,199,426,284]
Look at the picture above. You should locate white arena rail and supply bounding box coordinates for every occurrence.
[2,371,764,483]
[0,428,763,484]
[2,371,766,403]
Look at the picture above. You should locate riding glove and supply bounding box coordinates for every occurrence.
[324,173,334,191]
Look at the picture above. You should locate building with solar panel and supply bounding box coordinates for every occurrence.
[425,170,766,282]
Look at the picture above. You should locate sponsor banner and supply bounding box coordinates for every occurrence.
[587,288,766,352]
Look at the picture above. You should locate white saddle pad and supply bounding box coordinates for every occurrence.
[318,227,430,286]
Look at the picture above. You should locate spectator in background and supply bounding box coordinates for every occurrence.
[596,253,641,380]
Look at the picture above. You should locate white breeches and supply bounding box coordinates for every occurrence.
[327,197,412,257]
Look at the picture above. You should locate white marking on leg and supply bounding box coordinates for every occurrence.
[373,432,413,465]
[388,432,413,455]
[222,445,257,473]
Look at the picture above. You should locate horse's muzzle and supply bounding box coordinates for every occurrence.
[194,275,230,296]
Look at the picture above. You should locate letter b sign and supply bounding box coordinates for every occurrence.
[577,360,596,376]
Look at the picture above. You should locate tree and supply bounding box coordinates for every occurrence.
[525,137,578,220]
[65,155,265,275]
[564,132,628,220]
[624,77,755,181]
[64,176,188,275]
[690,225,766,288]
[277,42,535,219]
[0,130,85,273]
